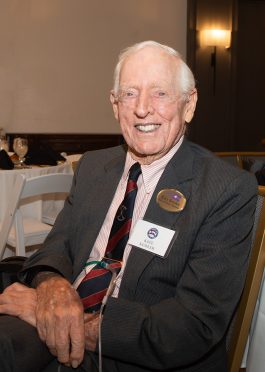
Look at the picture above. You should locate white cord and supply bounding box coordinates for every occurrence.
[98,267,117,372]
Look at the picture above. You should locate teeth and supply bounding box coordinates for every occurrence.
[136,124,160,132]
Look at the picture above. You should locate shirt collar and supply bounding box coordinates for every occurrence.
[122,136,184,193]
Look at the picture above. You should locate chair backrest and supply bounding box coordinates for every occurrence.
[0,173,73,260]
[228,186,265,372]
[216,152,265,170]
[215,152,243,168]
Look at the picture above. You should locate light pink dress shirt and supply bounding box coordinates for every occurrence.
[74,136,184,296]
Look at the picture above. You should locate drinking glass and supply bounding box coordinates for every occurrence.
[13,137,28,167]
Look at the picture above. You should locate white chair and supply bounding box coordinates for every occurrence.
[0,173,73,259]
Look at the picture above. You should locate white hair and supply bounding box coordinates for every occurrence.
[113,40,196,99]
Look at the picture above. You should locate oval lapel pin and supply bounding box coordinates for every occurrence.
[156,189,186,212]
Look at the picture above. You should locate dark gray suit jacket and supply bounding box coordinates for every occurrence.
[21,139,258,372]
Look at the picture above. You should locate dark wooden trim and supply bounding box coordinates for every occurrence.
[186,0,197,72]
[6,133,124,154]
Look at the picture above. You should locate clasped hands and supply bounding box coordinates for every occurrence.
[0,276,99,369]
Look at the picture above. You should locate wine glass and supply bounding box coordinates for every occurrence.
[13,137,28,167]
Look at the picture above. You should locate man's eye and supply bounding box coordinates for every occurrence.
[153,91,167,98]
[118,90,136,101]
[121,90,138,99]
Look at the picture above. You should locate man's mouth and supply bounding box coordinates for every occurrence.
[135,123,161,133]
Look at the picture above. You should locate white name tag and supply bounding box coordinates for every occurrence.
[128,219,176,257]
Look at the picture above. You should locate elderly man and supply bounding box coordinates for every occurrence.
[0,41,257,372]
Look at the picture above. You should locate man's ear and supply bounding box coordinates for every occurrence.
[110,90,119,121]
[184,89,198,123]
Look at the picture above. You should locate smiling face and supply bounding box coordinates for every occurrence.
[110,46,197,165]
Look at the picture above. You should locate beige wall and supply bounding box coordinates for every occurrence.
[0,0,187,134]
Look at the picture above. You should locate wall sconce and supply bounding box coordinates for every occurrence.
[200,29,231,48]
[200,29,231,95]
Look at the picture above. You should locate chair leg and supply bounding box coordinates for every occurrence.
[14,212,26,257]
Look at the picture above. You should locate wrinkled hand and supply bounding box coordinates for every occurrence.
[0,282,37,326]
[84,313,100,351]
[36,276,85,368]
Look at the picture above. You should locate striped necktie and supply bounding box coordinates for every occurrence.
[77,162,142,313]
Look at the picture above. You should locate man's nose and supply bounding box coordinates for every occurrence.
[134,92,154,117]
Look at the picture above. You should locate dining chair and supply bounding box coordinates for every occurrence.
[215,152,243,168]
[0,173,73,259]
[227,185,265,372]
[216,152,265,170]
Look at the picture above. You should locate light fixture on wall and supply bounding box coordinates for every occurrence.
[200,29,231,95]
[200,29,231,48]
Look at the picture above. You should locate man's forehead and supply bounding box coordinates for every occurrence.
[119,49,179,84]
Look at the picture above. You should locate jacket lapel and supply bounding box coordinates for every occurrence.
[120,140,194,297]
[73,149,127,279]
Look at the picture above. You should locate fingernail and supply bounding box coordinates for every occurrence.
[72,360,79,369]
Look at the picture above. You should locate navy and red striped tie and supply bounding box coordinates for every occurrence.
[77,162,141,313]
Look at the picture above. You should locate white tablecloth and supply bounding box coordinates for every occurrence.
[0,162,73,224]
